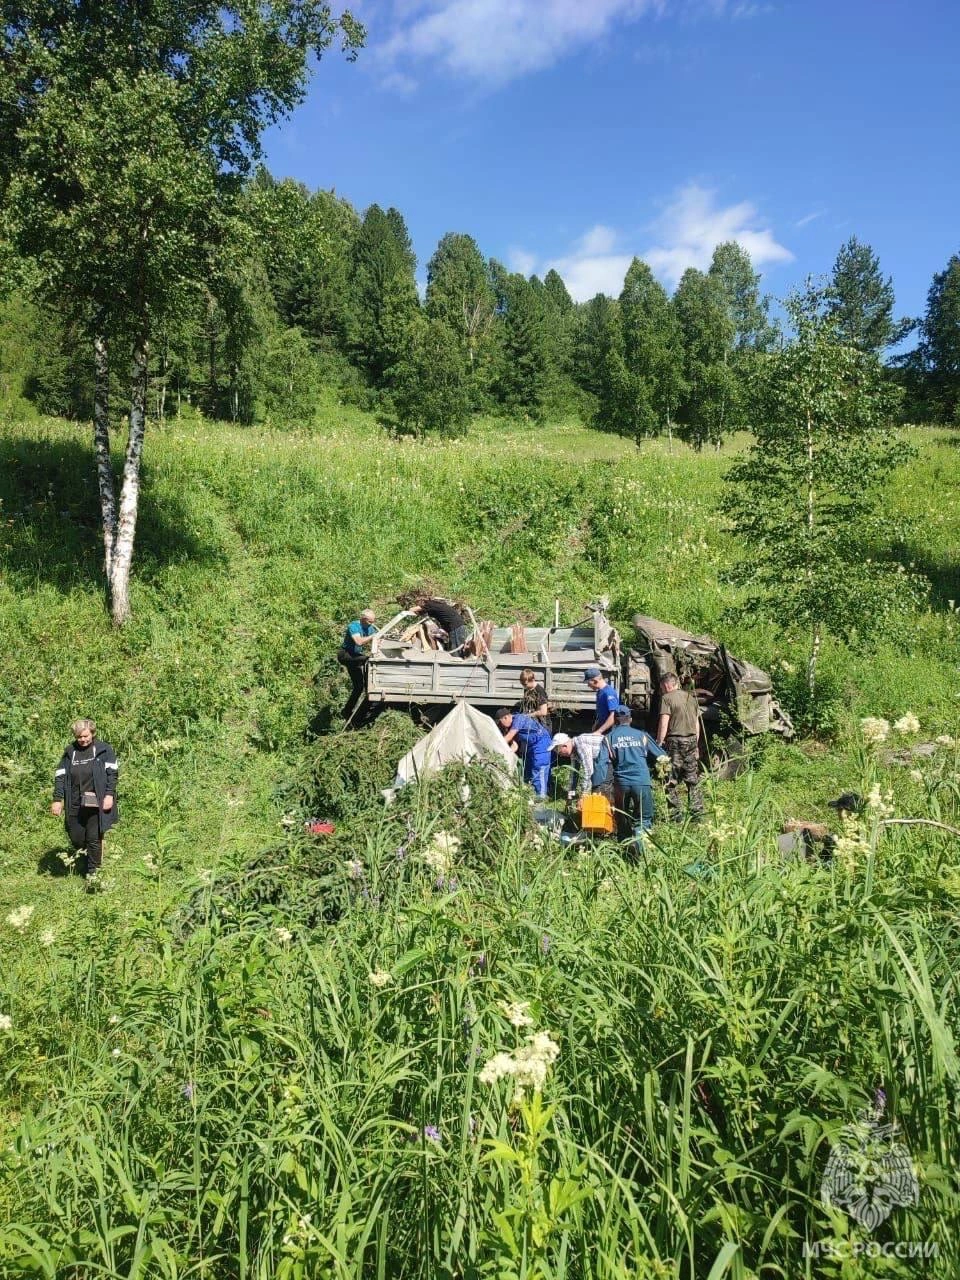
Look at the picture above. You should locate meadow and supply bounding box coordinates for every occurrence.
[0,401,958,1278]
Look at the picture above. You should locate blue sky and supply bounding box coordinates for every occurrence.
[264,0,959,325]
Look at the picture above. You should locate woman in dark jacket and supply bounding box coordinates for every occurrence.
[51,718,119,883]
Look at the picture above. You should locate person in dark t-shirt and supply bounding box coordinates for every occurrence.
[516,668,552,735]
[411,596,469,654]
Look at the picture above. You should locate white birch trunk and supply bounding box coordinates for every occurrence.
[109,334,149,626]
[93,330,117,581]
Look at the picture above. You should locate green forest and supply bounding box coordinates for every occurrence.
[2,2,960,1277]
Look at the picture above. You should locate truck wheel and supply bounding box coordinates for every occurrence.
[706,735,746,781]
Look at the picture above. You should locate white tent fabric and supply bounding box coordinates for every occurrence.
[384,701,518,802]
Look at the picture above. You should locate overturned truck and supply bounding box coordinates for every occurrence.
[364,602,793,743]
[366,602,620,715]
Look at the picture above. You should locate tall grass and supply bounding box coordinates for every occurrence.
[0,406,958,1275]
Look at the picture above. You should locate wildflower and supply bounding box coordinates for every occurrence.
[936,734,955,747]
[344,859,364,881]
[860,717,890,745]
[368,970,394,988]
[866,784,895,818]
[275,926,293,944]
[498,1000,534,1028]
[39,929,55,947]
[196,868,215,886]
[479,1032,560,1098]
[142,854,158,873]
[422,1124,442,1144]
[909,769,924,784]
[111,1047,121,1058]
[893,713,921,735]
[181,1081,194,1101]
[0,1014,12,1032]
[512,1032,561,1095]
[108,1014,119,1025]
[833,816,872,871]
[420,831,460,876]
[540,935,551,955]
[6,905,35,932]
[279,813,296,829]
[478,1052,517,1085]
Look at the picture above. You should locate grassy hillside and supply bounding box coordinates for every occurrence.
[0,402,958,1277]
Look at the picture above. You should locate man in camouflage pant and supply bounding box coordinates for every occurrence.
[656,673,704,821]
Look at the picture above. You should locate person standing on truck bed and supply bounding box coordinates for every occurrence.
[516,668,552,735]
[656,672,704,822]
[411,595,469,656]
[585,666,619,735]
[337,608,378,723]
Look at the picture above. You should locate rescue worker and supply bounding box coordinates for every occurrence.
[550,731,604,800]
[496,707,553,798]
[337,608,378,723]
[656,673,704,822]
[584,666,619,735]
[591,705,668,837]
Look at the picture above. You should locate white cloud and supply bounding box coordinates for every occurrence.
[795,208,826,228]
[643,183,792,285]
[376,0,665,86]
[507,246,538,276]
[542,225,633,301]
[525,187,791,301]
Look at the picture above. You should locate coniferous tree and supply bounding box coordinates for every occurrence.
[607,257,684,441]
[381,316,471,437]
[425,233,495,403]
[572,293,618,400]
[674,268,737,449]
[490,264,548,420]
[349,205,419,387]
[915,253,960,423]
[826,236,906,354]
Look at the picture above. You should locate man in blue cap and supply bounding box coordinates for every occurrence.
[584,665,619,735]
[496,707,553,798]
[591,704,668,837]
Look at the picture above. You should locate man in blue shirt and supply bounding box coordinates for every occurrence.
[585,665,619,735]
[337,608,378,723]
[496,707,553,798]
[591,705,668,836]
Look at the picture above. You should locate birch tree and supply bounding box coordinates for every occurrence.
[722,283,921,699]
[0,1,362,623]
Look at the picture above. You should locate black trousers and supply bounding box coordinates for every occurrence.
[66,805,103,873]
[341,655,368,723]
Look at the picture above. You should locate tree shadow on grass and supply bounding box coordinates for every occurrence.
[0,434,223,595]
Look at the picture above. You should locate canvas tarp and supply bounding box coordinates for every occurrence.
[384,701,518,802]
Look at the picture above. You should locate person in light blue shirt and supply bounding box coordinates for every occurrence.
[591,705,668,836]
[337,608,378,723]
[584,665,619,734]
[496,707,553,798]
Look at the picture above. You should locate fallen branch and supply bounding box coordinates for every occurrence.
[880,818,960,838]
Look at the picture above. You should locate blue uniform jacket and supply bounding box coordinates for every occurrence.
[509,713,553,761]
[591,725,666,789]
